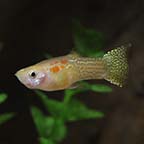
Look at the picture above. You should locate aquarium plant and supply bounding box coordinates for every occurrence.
[0,93,14,125]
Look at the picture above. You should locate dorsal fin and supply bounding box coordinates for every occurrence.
[68,49,80,58]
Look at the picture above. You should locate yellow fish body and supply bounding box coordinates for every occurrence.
[15,45,129,91]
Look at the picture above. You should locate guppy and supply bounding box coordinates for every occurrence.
[15,45,129,91]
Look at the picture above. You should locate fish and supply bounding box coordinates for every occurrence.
[15,44,130,91]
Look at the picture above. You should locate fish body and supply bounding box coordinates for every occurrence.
[15,44,129,91]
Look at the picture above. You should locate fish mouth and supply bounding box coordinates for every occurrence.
[14,72,19,78]
[15,71,27,85]
[15,71,35,89]
[15,71,23,81]
[15,69,25,77]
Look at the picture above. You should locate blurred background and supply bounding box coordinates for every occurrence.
[0,0,144,144]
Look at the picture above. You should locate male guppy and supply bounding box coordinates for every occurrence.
[15,45,129,91]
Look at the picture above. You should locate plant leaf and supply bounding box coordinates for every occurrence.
[0,113,15,125]
[64,99,104,121]
[73,20,105,57]
[31,107,48,137]
[91,84,112,93]
[64,89,86,104]
[50,118,67,142]
[46,100,64,117]
[0,93,7,104]
[35,91,64,117]
[64,82,112,104]
[64,82,92,104]
[39,137,55,144]
[31,106,67,143]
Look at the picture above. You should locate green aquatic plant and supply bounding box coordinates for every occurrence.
[31,88,109,144]
[32,86,111,144]
[0,93,15,125]
[31,21,112,144]
[73,19,105,57]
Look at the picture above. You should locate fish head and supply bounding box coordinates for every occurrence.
[15,65,46,89]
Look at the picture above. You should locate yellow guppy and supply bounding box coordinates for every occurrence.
[15,44,129,91]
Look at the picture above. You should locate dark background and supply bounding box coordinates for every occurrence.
[0,0,144,143]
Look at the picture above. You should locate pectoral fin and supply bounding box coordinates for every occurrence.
[67,82,80,89]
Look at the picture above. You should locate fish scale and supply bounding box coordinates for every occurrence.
[71,57,106,80]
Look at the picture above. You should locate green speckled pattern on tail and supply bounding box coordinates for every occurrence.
[103,45,129,87]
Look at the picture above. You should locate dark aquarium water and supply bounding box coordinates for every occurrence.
[0,0,144,144]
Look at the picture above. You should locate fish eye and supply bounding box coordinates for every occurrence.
[30,71,36,78]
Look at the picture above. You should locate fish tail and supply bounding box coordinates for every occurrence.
[103,43,131,87]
